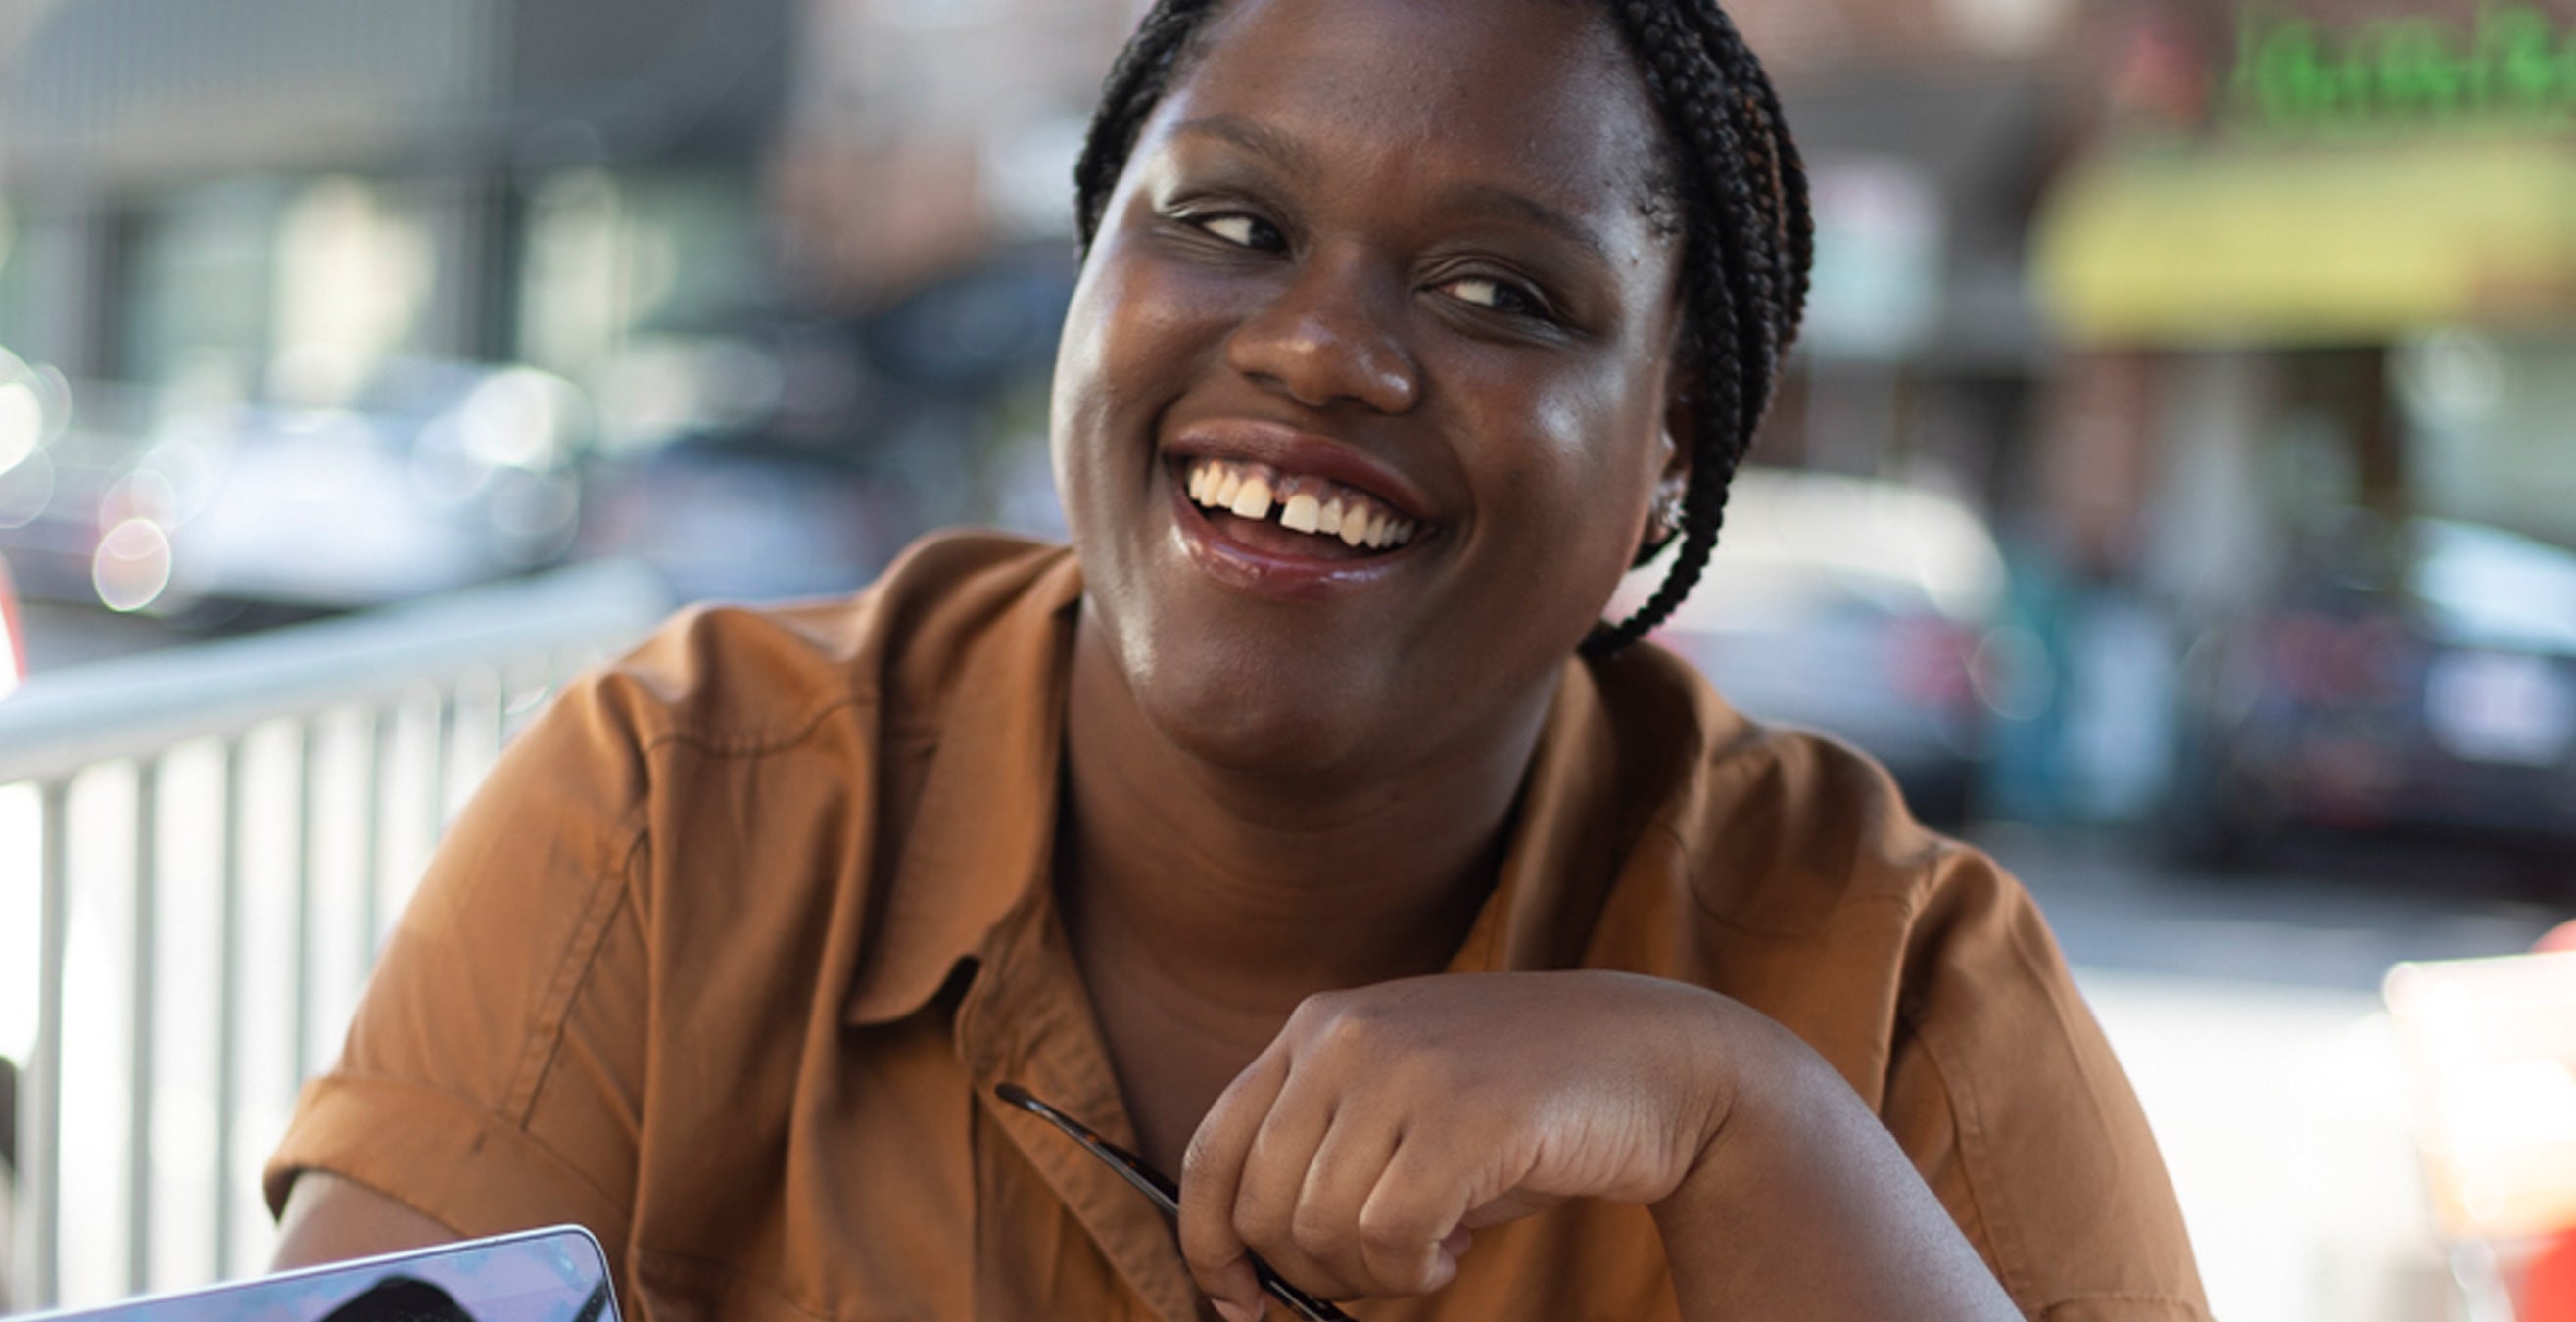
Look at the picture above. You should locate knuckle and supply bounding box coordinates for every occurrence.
[1357,1204,1428,1258]
[1285,991,1346,1036]
[1306,1001,1393,1061]
[1181,1126,1225,1179]
[1178,1231,1230,1277]
[1289,1202,1355,1257]
[1236,1187,1297,1248]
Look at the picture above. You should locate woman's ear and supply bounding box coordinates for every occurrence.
[1640,381,1698,561]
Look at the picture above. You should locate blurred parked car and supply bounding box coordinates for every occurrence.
[578,247,1073,602]
[2168,516,2576,866]
[103,359,586,619]
[579,427,924,604]
[1645,468,2012,826]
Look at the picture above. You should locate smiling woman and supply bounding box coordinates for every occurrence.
[1057,0,1701,782]
[261,2,2209,1320]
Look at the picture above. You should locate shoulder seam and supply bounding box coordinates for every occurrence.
[629,690,877,760]
[501,824,648,1127]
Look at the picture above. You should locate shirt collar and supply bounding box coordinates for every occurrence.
[842,558,1678,1027]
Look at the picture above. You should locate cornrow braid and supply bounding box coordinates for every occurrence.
[1073,0,1224,248]
[1583,0,1811,657]
[1070,0,1813,658]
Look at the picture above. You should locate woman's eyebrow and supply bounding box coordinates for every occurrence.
[1169,115,1614,268]
[1430,181,1615,268]
[1171,114,1320,178]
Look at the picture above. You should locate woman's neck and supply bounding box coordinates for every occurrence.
[1055,615,1554,1022]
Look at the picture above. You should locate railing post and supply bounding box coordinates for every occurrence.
[213,737,248,1275]
[21,779,72,1309]
[428,690,453,844]
[361,708,392,963]
[292,722,321,1090]
[127,761,159,1297]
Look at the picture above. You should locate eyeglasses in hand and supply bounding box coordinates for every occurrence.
[995,1082,1358,1321]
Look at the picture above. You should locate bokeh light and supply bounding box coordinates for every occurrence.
[91,516,175,612]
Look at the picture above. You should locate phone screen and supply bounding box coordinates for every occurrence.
[32,1227,618,1322]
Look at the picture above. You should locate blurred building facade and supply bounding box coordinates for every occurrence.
[1733,0,2576,828]
[2026,0,2576,827]
[0,0,1152,388]
[2039,0,2576,570]
[1,0,793,392]
[1728,0,2576,582]
[0,0,1136,610]
[772,0,1144,300]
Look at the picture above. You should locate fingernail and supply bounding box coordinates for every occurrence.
[1212,1298,1264,1322]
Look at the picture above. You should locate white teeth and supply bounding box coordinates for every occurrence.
[1230,475,1274,520]
[1185,457,1422,552]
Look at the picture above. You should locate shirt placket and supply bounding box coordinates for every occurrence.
[960,884,1216,1322]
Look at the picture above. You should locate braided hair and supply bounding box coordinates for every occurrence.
[1071,0,1813,657]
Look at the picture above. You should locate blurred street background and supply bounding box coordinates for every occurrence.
[3,0,2575,1317]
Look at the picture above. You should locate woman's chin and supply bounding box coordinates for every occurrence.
[1136,664,1389,781]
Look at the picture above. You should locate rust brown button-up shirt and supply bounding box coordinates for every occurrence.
[266,533,2209,1321]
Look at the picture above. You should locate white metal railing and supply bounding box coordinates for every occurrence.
[1,560,669,1312]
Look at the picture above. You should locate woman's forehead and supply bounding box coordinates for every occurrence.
[1159,0,1670,213]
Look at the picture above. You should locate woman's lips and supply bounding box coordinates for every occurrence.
[1182,456,1419,551]
[1163,418,1436,525]
[1155,417,1442,598]
[1165,465,1426,598]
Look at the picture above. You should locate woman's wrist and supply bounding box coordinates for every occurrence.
[1652,996,1815,1229]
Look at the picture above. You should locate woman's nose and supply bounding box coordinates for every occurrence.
[1223,257,1422,415]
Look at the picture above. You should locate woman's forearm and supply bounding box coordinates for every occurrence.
[1653,1021,2023,1322]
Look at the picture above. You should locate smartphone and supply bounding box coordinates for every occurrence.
[23,1225,619,1322]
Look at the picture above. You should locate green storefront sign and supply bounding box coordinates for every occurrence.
[2233,4,2576,135]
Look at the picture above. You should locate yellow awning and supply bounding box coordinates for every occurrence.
[2032,139,2576,347]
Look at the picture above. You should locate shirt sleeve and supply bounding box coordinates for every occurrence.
[1882,848,2213,1322]
[263,672,655,1265]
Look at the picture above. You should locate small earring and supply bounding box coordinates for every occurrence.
[1650,490,1687,543]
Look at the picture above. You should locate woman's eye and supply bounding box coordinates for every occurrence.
[1443,275,1550,320]
[1194,213,1280,250]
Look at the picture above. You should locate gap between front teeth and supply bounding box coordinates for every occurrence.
[1185,458,1418,550]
